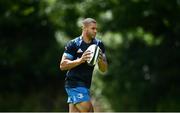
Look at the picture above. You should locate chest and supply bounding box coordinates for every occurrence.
[75,42,92,58]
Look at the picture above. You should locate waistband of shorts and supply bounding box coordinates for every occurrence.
[65,80,89,88]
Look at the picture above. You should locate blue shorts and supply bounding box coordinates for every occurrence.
[65,87,90,104]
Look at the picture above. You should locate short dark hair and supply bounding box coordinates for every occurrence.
[82,18,96,27]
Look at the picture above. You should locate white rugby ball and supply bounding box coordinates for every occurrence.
[86,44,100,66]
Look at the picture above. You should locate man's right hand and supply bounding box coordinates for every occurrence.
[80,50,92,63]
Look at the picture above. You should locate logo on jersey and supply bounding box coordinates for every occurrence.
[77,93,84,99]
[77,48,83,53]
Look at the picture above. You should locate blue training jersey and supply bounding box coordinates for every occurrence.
[63,36,105,89]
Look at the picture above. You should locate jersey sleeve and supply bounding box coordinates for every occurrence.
[64,40,76,60]
[98,41,105,54]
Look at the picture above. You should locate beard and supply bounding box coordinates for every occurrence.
[87,32,96,39]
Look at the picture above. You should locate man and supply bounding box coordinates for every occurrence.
[60,18,108,112]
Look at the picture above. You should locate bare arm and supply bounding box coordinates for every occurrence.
[97,50,108,73]
[60,51,91,71]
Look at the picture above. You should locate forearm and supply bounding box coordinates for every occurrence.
[60,58,83,71]
[98,59,108,72]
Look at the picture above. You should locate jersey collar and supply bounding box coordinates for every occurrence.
[80,36,96,44]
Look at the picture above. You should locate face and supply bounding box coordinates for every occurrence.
[85,22,97,39]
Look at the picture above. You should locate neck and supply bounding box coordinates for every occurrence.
[81,33,92,44]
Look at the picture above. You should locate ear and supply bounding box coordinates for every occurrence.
[81,25,84,30]
[82,26,88,31]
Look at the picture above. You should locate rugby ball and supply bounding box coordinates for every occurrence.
[86,44,100,66]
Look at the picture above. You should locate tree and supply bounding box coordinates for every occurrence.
[1,0,180,111]
[0,0,67,111]
[45,0,180,111]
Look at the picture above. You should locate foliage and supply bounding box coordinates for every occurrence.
[97,0,180,111]
[0,0,67,111]
[1,0,180,112]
